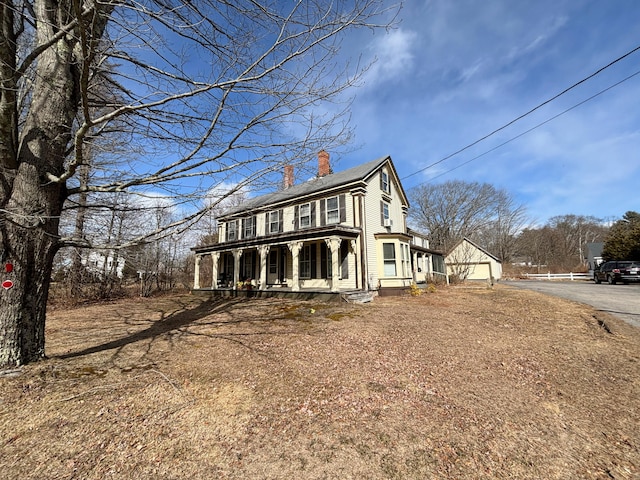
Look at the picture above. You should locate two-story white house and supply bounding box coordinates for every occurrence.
[192,151,441,297]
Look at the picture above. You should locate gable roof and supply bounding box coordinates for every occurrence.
[220,155,406,219]
[446,237,502,263]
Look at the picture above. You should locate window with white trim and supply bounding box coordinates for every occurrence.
[401,243,410,277]
[381,171,390,193]
[299,203,311,228]
[383,243,397,276]
[227,220,237,241]
[269,211,279,234]
[326,196,339,224]
[382,202,390,221]
[243,216,255,238]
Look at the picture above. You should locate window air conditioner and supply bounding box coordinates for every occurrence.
[383,218,392,227]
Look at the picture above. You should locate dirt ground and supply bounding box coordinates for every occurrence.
[1,284,638,479]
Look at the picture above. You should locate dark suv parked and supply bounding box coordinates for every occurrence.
[594,260,640,284]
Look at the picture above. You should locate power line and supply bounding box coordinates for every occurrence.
[423,68,640,182]
[401,43,640,181]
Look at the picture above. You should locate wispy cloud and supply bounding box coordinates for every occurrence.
[343,0,640,224]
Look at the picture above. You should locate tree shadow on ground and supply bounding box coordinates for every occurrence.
[56,297,244,360]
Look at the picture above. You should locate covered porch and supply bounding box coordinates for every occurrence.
[192,226,363,295]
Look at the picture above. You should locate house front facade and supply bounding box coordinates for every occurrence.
[192,152,439,296]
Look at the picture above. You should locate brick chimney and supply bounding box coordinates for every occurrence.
[318,150,330,177]
[283,164,294,189]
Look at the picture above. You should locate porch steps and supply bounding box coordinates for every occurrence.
[342,291,375,303]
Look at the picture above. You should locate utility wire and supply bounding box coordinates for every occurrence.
[401,44,640,181]
[423,68,640,182]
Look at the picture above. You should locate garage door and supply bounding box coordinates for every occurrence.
[467,262,491,280]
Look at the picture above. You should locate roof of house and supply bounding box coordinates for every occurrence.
[220,155,404,218]
[446,237,502,263]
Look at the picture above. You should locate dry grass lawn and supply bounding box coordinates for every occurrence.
[1,284,639,479]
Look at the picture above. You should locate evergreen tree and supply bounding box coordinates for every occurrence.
[602,211,640,260]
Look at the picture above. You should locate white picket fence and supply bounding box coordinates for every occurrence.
[523,272,590,281]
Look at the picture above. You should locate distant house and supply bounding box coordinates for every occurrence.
[445,237,502,283]
[82,251,125,279]
[191,152,445,297]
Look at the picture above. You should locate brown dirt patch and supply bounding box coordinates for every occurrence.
[1,285,638,479]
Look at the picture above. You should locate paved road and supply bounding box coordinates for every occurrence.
[503,280,640,328]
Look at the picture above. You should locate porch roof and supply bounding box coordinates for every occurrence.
[193,225,361,254]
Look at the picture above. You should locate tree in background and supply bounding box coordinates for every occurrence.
[408,180,527,259]
[515,215,609,272]
[0,0,397,367]
[602,211,640,260]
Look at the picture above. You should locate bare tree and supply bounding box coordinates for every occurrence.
[408,180,526,255]
[474,190,529,263]
[0,0,398,366]
[515,215,609,272]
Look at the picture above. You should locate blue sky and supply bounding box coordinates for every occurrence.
[330,0,640,225]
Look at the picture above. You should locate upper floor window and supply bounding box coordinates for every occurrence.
[243,216,256,239]
[381,170,390,194]
[226,220,238,241]
[299,203,311,228]
[269,210,280,234]
[326,196,340,224]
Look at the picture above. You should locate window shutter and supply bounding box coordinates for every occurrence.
[320,199,326,226]
[339,194,346,223]
[311,243,317,278]
[225,222,229,242]
[340,243,349,279]
[265,212,269,235]
[311,202,316,227]
[380,171,384,190]
[278,209,283,232]
[380,200,385,226]
[240,219,245,239]
[294,206,299,231]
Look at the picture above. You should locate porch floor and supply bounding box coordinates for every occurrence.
[191,286,370,303]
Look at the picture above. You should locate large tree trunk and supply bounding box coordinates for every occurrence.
[0,0,77,366]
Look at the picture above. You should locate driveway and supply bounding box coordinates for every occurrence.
[503,280,640,328]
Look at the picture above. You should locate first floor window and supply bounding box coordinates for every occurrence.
[243,253,254,280]
[401,243,411,277]
[299,245,311,279]
[383,243,397,276]
[269,250,278,274]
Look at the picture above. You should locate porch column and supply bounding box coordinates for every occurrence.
[288,241,303,292]
[232,248,243,290]
[193,255,201,289]
[258,245,270,291]
[210,252,220,288]
[412,251,418,283]
[325,236,342,293]
[350,239,359,289]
